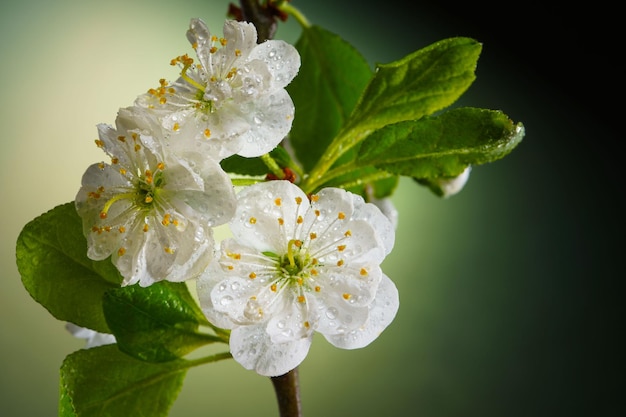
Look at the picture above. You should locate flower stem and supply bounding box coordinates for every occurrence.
[278,2,310,28]
[261,153,285,179]
[271,367,302,417]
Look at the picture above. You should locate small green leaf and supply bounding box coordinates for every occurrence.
[287,25,372,171]
[220,146,298,177]
[59,345,188,417]
[357,107,525,178]
[347,37,482,135]
[103,281,221,362]
[16,202,122,332]
[220,154,267,176]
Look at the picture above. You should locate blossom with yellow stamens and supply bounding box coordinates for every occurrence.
[135,18,300,160]
[75,106,236,287]
[196,180,398,377]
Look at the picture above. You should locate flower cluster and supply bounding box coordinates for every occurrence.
[76,19,300,287]
[74,17,399,376]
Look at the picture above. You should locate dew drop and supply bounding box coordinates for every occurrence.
[326,307,338,320]
[220,295,233,305]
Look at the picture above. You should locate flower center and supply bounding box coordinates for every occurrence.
[99,165,166,219]
[277,239,318,290]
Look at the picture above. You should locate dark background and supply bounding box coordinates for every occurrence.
[1,1,621,416]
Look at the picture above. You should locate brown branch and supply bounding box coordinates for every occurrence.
[271,367,302,417]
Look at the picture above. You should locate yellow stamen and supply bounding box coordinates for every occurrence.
[286,239,299,267]
[99,192,136,219]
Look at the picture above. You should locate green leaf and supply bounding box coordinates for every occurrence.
[357,107,525,178]
[220,154,267,176]
[220,146,299,177]
[300,37,482,194]
[59,345,188,417]
[347,37,482,136]
[287,25,372,171]
[16,202,122,332]
[320,165,399,200]
[103,281,222,362]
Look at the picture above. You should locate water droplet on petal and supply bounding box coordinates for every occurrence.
[326,307,338,320]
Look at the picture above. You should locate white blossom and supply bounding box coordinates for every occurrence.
[435,166,472,197]
[136,18,300,160]
[75,107,236,287]
[197,181,399,376]
[65,323,116,349]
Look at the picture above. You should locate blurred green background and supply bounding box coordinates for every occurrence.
[1,1,620,416]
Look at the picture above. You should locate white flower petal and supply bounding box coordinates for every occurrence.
[66,323,116,349]
[230,325,312,377]
[351,193,395,255]
[235,89,294,157]
[230,180,308,252]
[325,273,399,349]
[248,39,301,89]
